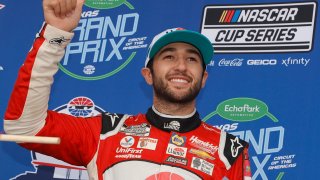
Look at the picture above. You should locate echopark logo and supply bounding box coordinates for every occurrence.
[0,4,5,10]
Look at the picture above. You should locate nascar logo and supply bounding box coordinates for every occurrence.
[201,2,317,53]
[218,8,298,23]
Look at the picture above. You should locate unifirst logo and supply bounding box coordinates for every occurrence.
[219,8,298,23]
[0,4,5,10]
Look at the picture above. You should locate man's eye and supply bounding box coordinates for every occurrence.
[187,57,198,62]
[164,55,174,60]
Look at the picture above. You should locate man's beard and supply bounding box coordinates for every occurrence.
[152,73,203,104]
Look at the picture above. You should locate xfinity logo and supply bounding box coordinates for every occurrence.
[201,2,317,53]
[247,59,277,66]
[282,57,310,67]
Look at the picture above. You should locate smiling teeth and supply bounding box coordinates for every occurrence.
[171,79,188,83]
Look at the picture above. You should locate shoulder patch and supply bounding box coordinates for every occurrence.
[101,112,124,134]
[223,133,248,166]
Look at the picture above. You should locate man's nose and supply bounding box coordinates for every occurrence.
[174,57,187,71]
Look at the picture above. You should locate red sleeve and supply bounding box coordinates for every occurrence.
[20,110,102,167]
[226,147,252,180]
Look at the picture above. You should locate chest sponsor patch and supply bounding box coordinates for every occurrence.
[166,144,187,158]
[191,157,214,176]
[189,136,218,155]
[189,148,215,160]
[120,123,151,136]
[137,137,158,150]
[120,136,135,148]
[115,147,143,159]
[170,133,186,146]
[165,156,188,166]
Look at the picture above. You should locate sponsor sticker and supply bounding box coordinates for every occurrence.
[189,136,218,155]
[201,2,317,53]
[49,37,70,45]
[189,149,215,160]
[164,121,181,131]
[120,136,135,148]
[202,123,221,133]
[120,123,151,136]
[170,133,186,146]
[166,144,187,158]
[115,147,143,159]
[137,137,158,150]
[165,156,188,166]
[191,157,214,176]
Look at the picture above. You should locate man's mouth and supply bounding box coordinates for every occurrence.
[170,78,189,83]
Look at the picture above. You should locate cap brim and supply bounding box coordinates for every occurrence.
[149,30,213,65]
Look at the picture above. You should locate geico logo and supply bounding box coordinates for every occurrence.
[238,8,298,23]
[247,59,277,65]
[215,28,296,42]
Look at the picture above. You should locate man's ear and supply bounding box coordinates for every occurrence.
[141,67,153,85]
[201,71,208,88]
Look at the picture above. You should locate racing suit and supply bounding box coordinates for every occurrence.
[4,24,252,180]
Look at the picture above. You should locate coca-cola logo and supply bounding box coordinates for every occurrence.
[218,58,243,66]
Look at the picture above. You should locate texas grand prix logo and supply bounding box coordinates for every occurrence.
[59,0,148,80]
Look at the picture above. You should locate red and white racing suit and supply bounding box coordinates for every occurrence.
[4,24,252,180]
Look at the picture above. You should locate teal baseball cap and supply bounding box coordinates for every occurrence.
[145,27,214,67]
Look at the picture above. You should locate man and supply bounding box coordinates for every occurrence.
[4,0,251,179]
